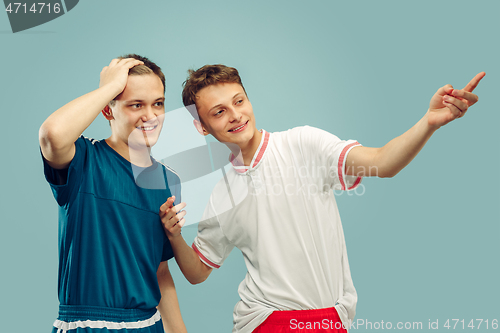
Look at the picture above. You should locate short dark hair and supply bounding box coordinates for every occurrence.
[182,64,245,119]
[109,54,165,107]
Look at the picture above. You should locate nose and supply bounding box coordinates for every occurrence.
[141,106,157,123]
[228,106,242,123]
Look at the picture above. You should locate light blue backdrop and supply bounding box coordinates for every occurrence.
[1,1,498,332]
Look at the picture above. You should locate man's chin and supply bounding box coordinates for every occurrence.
[223,130,254,145]
[128,138,158,150]
[128,130,161,149]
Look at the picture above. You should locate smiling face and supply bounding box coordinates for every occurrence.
[195,82,260,151]
[105,73,165,155]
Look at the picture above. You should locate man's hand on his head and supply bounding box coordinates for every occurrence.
[427,72,485,129]
[99,58,144,97]
[160,196,186,240]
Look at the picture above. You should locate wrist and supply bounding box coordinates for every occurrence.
[423,110,441,132]
[166,231,183,242]
[99,81,125,100]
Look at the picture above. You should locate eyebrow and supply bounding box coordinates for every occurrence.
[124,97,165,103]
[208,93,243,113]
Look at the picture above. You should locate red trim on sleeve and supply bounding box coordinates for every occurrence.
[338,141,361,191]
[348,176,362,190]
[192,243,220,269]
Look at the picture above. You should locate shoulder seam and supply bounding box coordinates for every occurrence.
[80,135,98,145]
[157,160,180,179]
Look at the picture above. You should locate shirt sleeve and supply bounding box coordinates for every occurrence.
[192,196,234,269]
[169,172,182,205]
[297,126,362,191]
[161,239,175,262]
[41,136,88,206]
[161,169,181,262]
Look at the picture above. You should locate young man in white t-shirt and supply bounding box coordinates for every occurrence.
[160,65,484,333]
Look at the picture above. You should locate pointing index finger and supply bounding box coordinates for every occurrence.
[463,72,486,93]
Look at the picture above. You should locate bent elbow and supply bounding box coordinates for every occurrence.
[39,122,65,151]
[188,275,208,285]
[378,169,398,178]
[379,173,395,179]
[38,122,52,147]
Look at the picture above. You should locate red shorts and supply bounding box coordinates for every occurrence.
[252,307,348,333]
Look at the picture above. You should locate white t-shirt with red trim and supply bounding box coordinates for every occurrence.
[192,126,362,333]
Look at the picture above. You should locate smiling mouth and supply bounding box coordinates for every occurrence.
[137,124,158,132]
[228,120,248,132]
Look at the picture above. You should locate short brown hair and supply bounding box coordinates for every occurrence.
[109,54,165,107]
[182,64,245,119]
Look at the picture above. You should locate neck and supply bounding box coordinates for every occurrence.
[105,137,153,167]
[230,129,263,166]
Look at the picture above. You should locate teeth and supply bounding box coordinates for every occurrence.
[139,126,155,131]
[231,124,245,132]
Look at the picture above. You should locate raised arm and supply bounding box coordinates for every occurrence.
[346,72,485,178]
[39,58,143,169]
[160,197,213,284]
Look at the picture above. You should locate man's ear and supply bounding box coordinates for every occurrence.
[102,105,114,120]
[193,119,209,136]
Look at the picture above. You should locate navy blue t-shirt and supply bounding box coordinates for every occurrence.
[43,136,181,310]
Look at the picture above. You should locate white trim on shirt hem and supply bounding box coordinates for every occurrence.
[53,310,161,331]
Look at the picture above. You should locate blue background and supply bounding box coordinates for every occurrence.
[1,1,498,332]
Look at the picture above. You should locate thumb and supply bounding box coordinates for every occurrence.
[436,84,454,97]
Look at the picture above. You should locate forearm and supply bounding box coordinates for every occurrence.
[347,73,483,178]
[169,235,212,285]
[156,262,187,333]
[347,112,438,178]
[39,83,121,152]
[374,112,437,177]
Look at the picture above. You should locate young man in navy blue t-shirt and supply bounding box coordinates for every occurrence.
[40,55,186,333]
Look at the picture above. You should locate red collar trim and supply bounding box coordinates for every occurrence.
[230,130,270,174]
